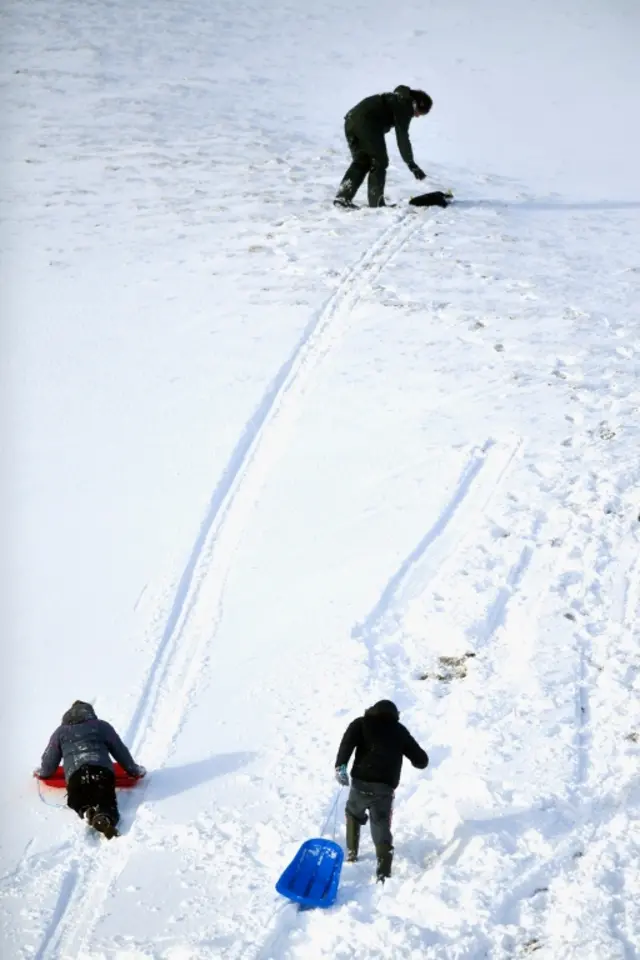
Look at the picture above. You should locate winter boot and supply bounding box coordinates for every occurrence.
[333,197,358,210]
[345,815,360,862]
[91,812,118,840]
[84,807,96,826]
[375,844,393,882]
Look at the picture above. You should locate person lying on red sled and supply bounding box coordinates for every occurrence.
[34,700,145,838]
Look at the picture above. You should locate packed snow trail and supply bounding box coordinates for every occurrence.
[33,212,429,960]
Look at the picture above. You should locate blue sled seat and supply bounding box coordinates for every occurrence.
[276,838,344,909]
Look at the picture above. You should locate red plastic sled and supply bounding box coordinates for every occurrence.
[36,763,142,789]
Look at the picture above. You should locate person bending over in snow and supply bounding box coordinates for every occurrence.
[335,699,428,881]
[34,700,145,839]
[334,85,432,209]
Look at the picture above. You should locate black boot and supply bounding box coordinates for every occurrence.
[346,815,360,862]
[367,159,389,207]
[333,197,359,210]
[91,812,118,840]
[375,844,393,882]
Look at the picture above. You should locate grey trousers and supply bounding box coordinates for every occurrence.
[345,777,394,848]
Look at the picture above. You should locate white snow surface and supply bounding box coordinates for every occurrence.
[1,0,640,957]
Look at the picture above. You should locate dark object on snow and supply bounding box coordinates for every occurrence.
[36,700,144,833]
[334,85,431,208]
[335,700,428,878]
[409,190,452,208]
[276,838,344,908]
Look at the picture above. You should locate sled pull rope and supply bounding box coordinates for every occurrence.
[319,786,343,839]
[36,777,64,807]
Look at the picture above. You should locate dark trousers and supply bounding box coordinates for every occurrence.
[67,764,119,824]
[336,117,389,207]
[346,778,394,848]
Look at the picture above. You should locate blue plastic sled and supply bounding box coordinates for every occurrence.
[276,838,344,909]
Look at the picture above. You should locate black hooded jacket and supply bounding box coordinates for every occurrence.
[335,700,428,789]
[39,700,139,782]
[345,85,417,166]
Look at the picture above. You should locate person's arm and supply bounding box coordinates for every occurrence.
[394,102,426,179]
[101,722,142,777]
[334,718,362,785]
[38,728,63,777]
[394,110,416,167]
[401,726,429,769]
[335,719,362,768]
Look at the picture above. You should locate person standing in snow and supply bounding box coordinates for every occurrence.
[34,700,145,839]
[335,699,428,881]
[334,85,432,209]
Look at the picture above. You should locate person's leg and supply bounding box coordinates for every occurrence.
[344,783,370,861]
[91,768,119,825]
[335,123,371,205]
[362,130,389,207]
[369,788,394,880]
[68,766,119,836]
[345,814,360,862]
[66,764,95,819]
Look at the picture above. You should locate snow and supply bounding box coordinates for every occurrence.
[1,0,639,957]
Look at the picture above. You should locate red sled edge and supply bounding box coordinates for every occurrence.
[36,763,142,789]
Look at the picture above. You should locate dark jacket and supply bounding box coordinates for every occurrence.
[346,85,416,166]
[335,699,428,789]
[39,701,139,782]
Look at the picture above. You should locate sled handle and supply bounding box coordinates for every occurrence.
[319,786,343,839]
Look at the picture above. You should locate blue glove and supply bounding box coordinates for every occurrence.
[335,764,349,787]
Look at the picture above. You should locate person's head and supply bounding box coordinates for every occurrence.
[411,90,432,118]
[366,700,400,721]
[62,700,97,725]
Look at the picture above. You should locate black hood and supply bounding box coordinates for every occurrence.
[62,700,97,725]
[393,85,413,102]
[365,699,399,721]
[363,700,400,744]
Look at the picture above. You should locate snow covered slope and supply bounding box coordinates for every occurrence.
[1,0,639,957]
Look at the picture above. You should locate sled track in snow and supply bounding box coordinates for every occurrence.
[35,212,426,959]
[354,435,524,654]
[610,528,640,633]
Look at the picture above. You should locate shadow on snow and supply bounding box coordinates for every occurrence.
[141,751,257,804]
